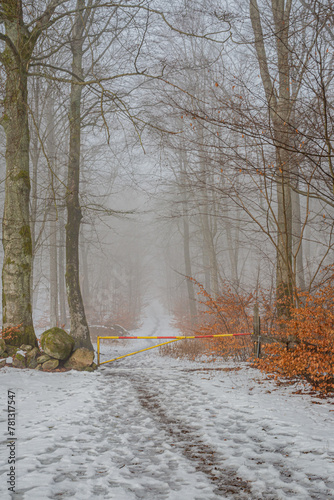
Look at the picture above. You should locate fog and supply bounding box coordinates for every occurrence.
[0,0,333,340]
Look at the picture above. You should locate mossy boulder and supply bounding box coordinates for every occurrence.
[0,359,6,368]
[26,347,39,369]
[26,347,39,363]
[42,359,59,371]
[40,328,75,360]
[0,339,6,356]
[37,354,51,364]
[13,352,26,369]
[64,348,94,370]
[6,345,18,357]
[28,359,38,369]
[20,344,33,352]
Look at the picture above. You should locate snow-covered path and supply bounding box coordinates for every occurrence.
[1,302,334,499]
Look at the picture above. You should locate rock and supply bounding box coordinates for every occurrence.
[0,339,6,356]
[37,354,51,364]
[26,347,39,367]
[91,362,97,370]
[42,359,59,371]
[20,344,33,352]
[35,364,42,371]
[0,359,6,368]
[13,352,26,369]
[83,366,94,372]
[6,345,18,357]
[64,348,95,370]
[40,328,75,360]
[28,359,38,369]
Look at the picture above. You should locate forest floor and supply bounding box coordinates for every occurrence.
[1,302,334,499]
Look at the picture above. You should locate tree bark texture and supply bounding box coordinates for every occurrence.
[1,3,37,346]
[30,78,41,310]
[66,0,93,350]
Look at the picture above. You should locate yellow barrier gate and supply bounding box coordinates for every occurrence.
[97,332,253,366]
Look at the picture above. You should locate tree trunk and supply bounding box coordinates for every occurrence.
[178,148,197,324]
[290,79,306,294]
[58,211,67,327]
[182,205,197,325]
[80,233,90,307]
[30,78,40,309]
[223,196,240,289]
[276,159,293,309]
[292,187,306,293]
[1,28,36,346]
[198,126,219,298]
[66,0,93,350]
[47,94,59,327]
[273,0,293,312]
[250,0,294,315]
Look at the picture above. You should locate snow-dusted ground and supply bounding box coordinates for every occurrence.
[1,301,334,499]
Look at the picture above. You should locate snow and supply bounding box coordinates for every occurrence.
[1,301,334,499]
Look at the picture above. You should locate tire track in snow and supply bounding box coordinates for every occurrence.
[133,380,252,498]
[100,305,334,499]
[107,367,333,500]
[104,308,259,499]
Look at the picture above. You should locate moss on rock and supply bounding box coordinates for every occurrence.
[40,328,75,360]
[42,359,59,371]
[13,352,26,369]
[26,347,39,368]
[20,344,33,352]
[37,354,51,364]
[0,339,6,356]
[6,345,18,357]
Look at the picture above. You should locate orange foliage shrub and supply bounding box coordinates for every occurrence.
[1,324,22,344]
[168,280,254,361]
[169,277,334,394]
[193,281,254,361]
[255,284,334,393]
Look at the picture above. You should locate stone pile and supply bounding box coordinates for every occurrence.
[0,328,97,372]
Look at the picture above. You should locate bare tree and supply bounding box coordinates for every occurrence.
[0,0,61,345]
